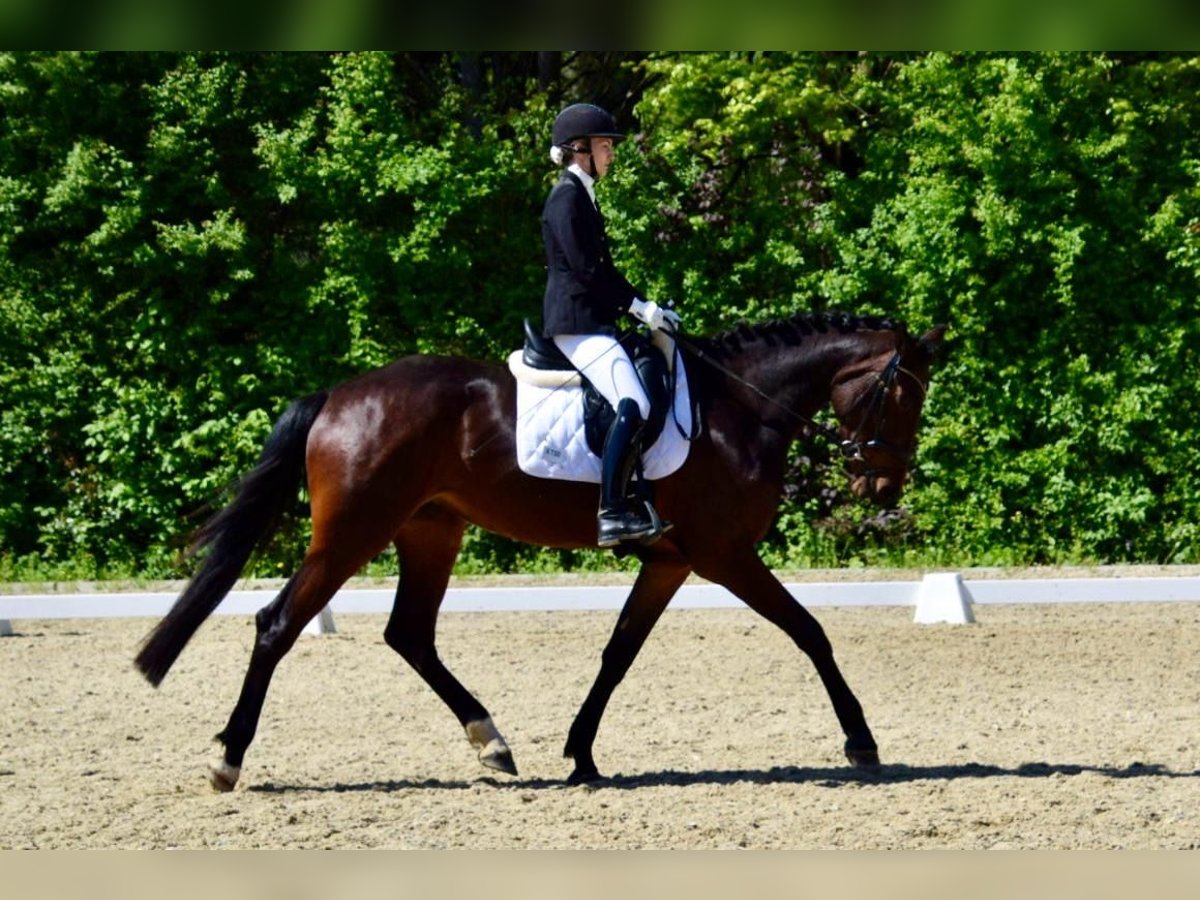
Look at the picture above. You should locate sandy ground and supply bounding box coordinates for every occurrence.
[1,599,1197,849]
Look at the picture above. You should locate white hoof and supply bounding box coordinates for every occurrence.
[465,717,518,776]
[209,761,240,792]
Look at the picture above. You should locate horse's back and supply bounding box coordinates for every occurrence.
[327,353,509,413]
[307,353,513,481]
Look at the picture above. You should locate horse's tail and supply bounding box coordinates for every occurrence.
[134,391,329,686]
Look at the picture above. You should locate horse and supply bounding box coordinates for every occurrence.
[134,311,945,790]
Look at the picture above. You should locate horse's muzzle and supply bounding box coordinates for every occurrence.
[851,473,904,507]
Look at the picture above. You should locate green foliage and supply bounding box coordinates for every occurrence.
[605,52,877,330]
[3,51,1200,583]
[820,52,1200,564]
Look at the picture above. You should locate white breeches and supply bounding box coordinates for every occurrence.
[552,334,651,420]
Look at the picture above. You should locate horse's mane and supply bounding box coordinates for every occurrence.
[703,311,907,360]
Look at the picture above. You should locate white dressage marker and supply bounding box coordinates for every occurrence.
[913,572,976,624]
[303,605,337,635]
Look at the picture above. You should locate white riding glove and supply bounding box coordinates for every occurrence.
[629,298,682,333]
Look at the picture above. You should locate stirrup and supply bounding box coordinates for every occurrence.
[597,503,655,548]
[636,499,672,546]
[597,499,669,548]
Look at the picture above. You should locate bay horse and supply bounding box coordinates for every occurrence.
[135,312,945,789]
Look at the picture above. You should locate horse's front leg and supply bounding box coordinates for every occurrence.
[697,550,879,769]
[564,555,691,783]
[383,508,516,776]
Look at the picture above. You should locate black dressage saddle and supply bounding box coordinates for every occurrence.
[521,319,673,457]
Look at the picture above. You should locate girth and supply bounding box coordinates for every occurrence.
[521,320,672,456]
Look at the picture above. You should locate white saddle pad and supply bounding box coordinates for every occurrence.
[509,343,694,483]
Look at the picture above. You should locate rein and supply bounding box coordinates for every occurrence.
[670,329,926,469]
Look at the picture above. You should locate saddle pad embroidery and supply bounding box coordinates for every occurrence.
[513,347,693,483]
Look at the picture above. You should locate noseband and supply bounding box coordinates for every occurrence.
[838,351,928,475]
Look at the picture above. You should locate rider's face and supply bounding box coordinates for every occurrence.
[588,137,614,179]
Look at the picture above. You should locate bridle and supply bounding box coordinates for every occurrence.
[673,333,928,475]
[837,351,928,476]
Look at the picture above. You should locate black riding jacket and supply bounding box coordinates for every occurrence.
[540,170,641,337]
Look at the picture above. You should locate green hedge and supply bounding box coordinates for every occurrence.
[3,51,1198,580]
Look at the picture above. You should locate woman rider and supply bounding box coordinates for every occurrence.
[540,102,681,547]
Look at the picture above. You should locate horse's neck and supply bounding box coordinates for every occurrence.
[728,330,897,429]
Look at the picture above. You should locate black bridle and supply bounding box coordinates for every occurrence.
[837,350,928,475]
[672,332,928,475]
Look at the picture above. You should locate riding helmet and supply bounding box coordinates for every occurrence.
[551,103,624,148]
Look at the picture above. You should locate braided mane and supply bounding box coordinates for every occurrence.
[706,311,907,359]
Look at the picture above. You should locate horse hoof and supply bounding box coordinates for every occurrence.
[466,717,517,776]
[845,747,882,772]
[208,762,240,792]
[480,747,519,777]
[566,764,602,786]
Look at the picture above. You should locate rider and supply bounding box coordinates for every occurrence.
[541,102,681,548]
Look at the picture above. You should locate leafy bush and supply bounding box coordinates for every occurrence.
[3,51,1199,582]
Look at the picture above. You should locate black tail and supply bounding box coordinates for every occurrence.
[134,391,329,686]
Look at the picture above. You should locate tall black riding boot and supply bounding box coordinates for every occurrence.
[597,399,664,548]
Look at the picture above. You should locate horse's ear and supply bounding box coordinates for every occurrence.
[917,324,948,360]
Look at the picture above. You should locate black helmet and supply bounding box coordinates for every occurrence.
[551,103,624,148]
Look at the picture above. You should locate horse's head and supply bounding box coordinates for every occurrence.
[829,324,946,507]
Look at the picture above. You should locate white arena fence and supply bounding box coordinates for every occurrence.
[3,572,1200,635]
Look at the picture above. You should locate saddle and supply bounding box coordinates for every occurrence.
[517,320,673,457]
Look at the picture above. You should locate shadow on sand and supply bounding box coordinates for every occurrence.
[249,760,1197,795]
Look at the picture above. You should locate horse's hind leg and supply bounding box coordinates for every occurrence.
[210,545,371,791]
[383,506,517,776]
